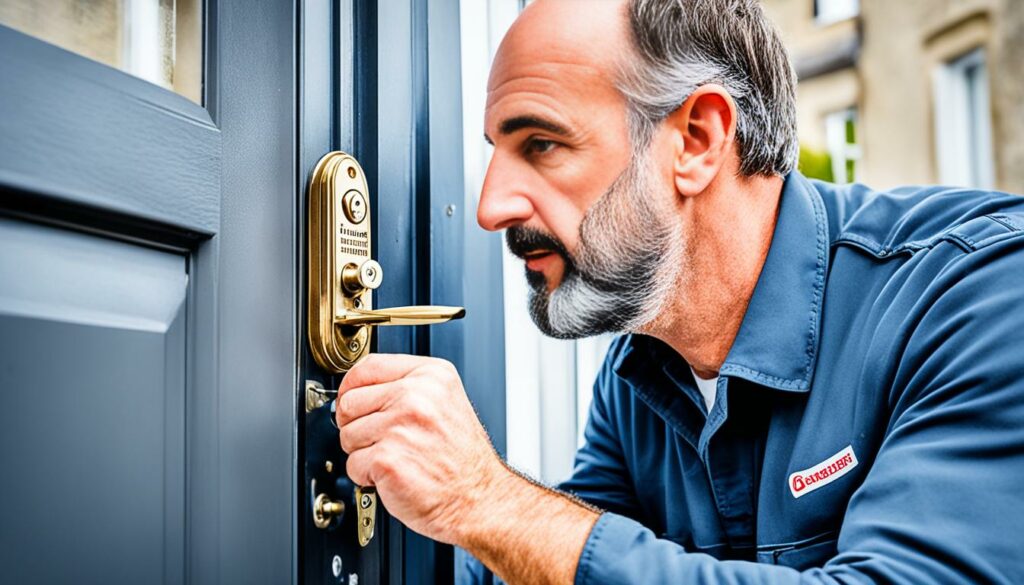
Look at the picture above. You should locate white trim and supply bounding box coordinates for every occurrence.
[814,0,860,27]
[825,108,860,184]
[933,48,995,189]
[123,0,172,89]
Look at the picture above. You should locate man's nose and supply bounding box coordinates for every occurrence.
[477,154,534,232]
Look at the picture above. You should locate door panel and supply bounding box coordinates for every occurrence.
[0,217,186,584]
[0,26,220,236]
[3,0,302,580]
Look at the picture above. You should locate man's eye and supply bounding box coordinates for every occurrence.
[525,138,557,155]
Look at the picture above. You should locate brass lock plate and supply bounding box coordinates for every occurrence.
[308,152,374,372]
[355,486,377,547]
[309,151,465,373]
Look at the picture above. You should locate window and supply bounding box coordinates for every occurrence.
[814,0,859,26]
[0,0,202,103]
[933,48,995,189]
[825,108,861,184]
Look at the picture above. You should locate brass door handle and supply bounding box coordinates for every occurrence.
[335,258,465,325]
[308,151,465,372]
[337,305,466,326]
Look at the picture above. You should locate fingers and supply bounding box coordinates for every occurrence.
[345,442,399,488]
[344,446,375,487]
[336,382,395,427]
[339,410,391,454]
[338,353,428,395]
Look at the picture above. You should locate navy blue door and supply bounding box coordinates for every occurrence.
[0,1,298,582]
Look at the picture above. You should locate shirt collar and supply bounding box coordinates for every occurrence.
[719,172,829,391]
[615,172,829,393]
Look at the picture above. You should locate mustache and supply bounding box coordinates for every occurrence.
[505,226,571,262]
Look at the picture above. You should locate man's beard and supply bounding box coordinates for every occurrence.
[505,149,684,339]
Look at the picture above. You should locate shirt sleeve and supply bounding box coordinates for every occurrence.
[575,237,1024,584]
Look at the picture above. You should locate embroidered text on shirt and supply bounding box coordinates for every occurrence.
[789,445,858,499]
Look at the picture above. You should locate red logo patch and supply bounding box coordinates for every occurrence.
[788,445,858,499]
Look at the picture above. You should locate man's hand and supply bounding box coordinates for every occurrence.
[336,353,600,584]
[335,353,504,544]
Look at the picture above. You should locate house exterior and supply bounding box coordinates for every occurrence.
[762,0,1024,193]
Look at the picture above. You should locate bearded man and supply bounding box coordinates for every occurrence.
[333,0,1024,582]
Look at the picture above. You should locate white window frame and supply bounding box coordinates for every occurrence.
[122,0,175,90]
[824,108,861,184]
[814,0,860,27]
[933,48,996,190]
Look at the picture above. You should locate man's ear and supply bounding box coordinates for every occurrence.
[666,84,738,197]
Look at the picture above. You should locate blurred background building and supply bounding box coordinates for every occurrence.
[761,0,1024,192]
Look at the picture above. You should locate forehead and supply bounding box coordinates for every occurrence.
[485,0,629,128]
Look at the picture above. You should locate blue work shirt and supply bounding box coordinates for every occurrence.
[462,172,1024,584]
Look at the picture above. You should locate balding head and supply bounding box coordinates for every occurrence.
[489,0,629,96]
[485,0,634,173]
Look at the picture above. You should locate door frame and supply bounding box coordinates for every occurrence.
[298,0,506,582]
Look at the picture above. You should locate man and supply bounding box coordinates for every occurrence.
[335,0,1024,582]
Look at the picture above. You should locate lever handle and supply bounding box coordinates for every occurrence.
[336,305,466,326]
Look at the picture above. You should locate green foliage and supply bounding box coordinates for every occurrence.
[799,144,834,182]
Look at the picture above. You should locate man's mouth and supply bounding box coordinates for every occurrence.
[506,226,569,276]
[523,249,557,271]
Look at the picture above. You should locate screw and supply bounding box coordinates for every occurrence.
[348,340,360,352]
[347,167,357,179]
[445,204,456,217]
[331,555,343,578]
[360,493,373,509]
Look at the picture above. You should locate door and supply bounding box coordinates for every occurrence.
[0,0,296,582]
[0,0,505,583]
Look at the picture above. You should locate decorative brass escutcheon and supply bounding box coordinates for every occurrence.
[307,151,465,372]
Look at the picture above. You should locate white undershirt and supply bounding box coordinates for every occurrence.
[690,367,719,413]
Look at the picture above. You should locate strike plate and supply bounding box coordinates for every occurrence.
[355,486,377,547]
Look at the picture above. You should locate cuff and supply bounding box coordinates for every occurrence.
[574,512,672,585]
[574,513,804,585]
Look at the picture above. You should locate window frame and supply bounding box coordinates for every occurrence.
[932,47,996,189]
[813,0,860,27]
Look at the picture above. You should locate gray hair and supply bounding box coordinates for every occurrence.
[620,0,799,177]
